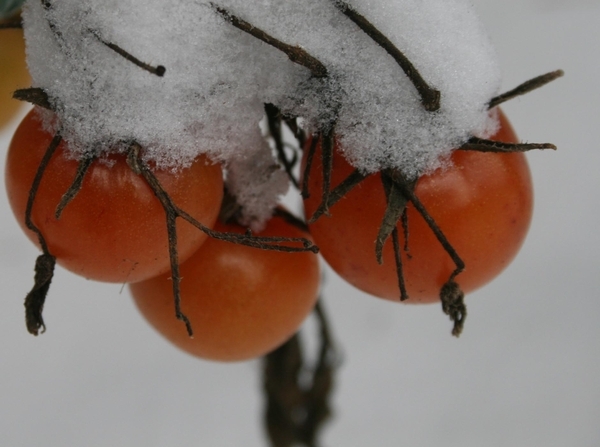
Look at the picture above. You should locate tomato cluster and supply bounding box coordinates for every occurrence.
[4,104,533,358]
[4,107,321,361]
[2,5,547,358]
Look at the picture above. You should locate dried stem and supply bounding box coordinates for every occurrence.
[23,131,62,336]
[307,167,367,223]
[376,171,415,265]
[127,143,319,336]
[318,130,335,218]
[265,103,300,189]
[55,156,95,219]
[90,30,166,76]
[13,88,52,110]
[401,207,410,255]
[212,3,328,78]
[391,227,409,301]
[284,117,307,149]
[272,208,310,234]
[332,0,440,111]
[488,70,564,109]
[263,299,337,447]
[386,169,467,336]
[460,137,556,153]
[301,137,319,200]
[26,131,62,253]
[126,144,193,335]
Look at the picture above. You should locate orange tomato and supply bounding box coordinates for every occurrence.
[130,215,320,362]
[5,108,224,283]
[303,110,533,303]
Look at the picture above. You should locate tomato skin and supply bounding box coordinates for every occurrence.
[5,108,224,283]
[130,215,320,362]
[303,110,533,303]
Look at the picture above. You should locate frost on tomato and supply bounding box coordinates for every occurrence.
[5,108,224,283]
[303,110,533,303]
[130,214,320,362]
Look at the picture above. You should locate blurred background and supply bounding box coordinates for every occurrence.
[1,0,598,445]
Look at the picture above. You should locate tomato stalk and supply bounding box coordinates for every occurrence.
[263,299,338,447]
[212,4,329,79]
[11,99,319,337]
[332,0,441,111]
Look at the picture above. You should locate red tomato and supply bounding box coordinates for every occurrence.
[303,110,533,303]
[129,214,320,362]
[5,108,224,283]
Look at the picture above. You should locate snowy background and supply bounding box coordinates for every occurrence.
[1,0,599,445]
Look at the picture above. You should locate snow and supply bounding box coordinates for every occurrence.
[21,0,501,225]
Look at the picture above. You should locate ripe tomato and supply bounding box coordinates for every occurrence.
[303,110,533,303]
[5,108,224,283]
[129,214,320,362]
[0,27,29,129]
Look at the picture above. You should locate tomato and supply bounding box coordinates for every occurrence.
[5,108,224,283]
[303,110,533,303]
[0,26,29,129]
[129,214,320,362]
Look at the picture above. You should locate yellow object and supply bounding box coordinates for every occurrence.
[0,27,30,129]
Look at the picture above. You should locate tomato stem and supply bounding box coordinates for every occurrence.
[55,155,95,219]
[90,30,166,77]
[301,137,319,200]
[22,130,62,336]
[319,129,335,218]
[265,103,301,189]
[307,167,367,223]
[211,4,328,78]
[128,142,319,336]
[332,0,441,112]
[263,299,337,447]
[460,138,557,153]
[13,88,52,110]
[488,70,564,109]
[388,168,467,336]
[391,227,409,301]
[377,171,415,266]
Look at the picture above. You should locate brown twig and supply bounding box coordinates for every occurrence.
[265,103,301,189]
[211,3,328,78]
[460,138,556,153]
[377,171,415,266]
[55,156,95,219]
[13,88,53,110]
[263,299,337,447]
[386,169,467,336]
[307,167,367,223]
[391,227,409,301]
[301,137,319,200]
[89,30,166,76]
[128,143,319,336]
[284,116,307,149]
[332,0,440,111]
[23,131,63,336]
[488,70,564,109]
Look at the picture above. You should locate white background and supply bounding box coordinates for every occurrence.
[1,0,599,445]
